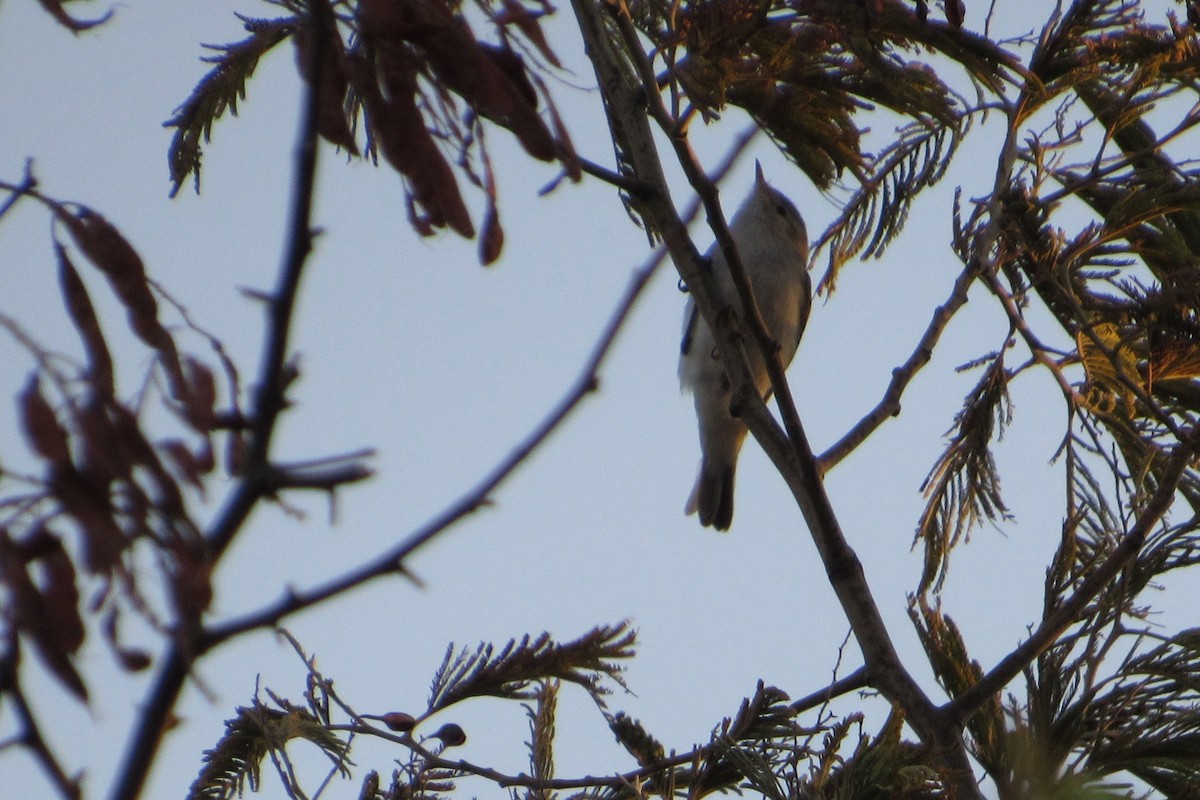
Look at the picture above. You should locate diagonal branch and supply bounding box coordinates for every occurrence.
[946,437,1194,724]
[571,1,979,794]
[818,259,981,471]
[200,240,669,650]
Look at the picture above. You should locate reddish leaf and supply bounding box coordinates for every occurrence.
[293,10,359,154]
[108,406,187,521]
[57,243,114,395]
[354,47,475,237]
[35,0,112,32]
[33,529,86,655]
[479,202,504,266]
[56,206,187,399]
[161,439,207,495]
[76,398,133,485]
[479,43,539,109]
[496,0,561,68]
[0,536,89,702]
[49,467,126,575]
[945,0,965,28]
[19,375,71,467]
[102,609,153,672]
[170,549,213,621]
[360,0,555,161]
[479,147,504,265]
[225,431,248,475]
[182,356,218,431]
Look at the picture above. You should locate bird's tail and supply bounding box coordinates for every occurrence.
[685,458,737,531]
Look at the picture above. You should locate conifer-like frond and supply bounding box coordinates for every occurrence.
[909,599,1004,773]
[817,120,961,291]
[688,682,808,799]
[525,680,558,800]
[166,16,296,196]
[187,701,349,800]
[607,712,666,767]
[428,622,635,714]
[815,711,946,798]
[916,357,1013,593]
[1076,631,1200,794]
[1078,322,1141,416]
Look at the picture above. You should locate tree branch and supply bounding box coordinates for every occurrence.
[3,666,81,800]
[105,4,331,799]
[570,2,981,794]
[818,259,981,471]
[200,239,668,650]
[946,437,1194,724]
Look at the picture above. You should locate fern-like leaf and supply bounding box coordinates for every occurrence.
[428,622,635,714]
[166,16,296,196]
[816,118,961,292]
[188,700,349,800]
[525,680,558,800]
[916,356,1013,593]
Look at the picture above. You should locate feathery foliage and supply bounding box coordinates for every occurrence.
[187,700,349,800]
[916,356,1013,593]
[427,621,635,713]
[166,16,296,196]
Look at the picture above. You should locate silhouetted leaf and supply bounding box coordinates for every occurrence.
[166,17,295,195]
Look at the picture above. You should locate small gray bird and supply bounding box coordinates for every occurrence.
[679,165,811,530]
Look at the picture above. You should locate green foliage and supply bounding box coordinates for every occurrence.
[187,700,350,800]
[427,621,635,712]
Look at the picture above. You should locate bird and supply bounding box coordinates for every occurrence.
[679,164,811,530]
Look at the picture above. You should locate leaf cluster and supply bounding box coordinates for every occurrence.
[1,190,235,704]
[167,0,582,265]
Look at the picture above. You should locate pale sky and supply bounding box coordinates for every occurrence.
[2,2,1197,798]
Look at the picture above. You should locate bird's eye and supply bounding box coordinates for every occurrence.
[775,203,789,218]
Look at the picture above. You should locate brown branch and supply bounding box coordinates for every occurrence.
[818,260,981,471]
[570,2,981,794]
[788,666,869,715]
[199,240,669,650]
[946,437,1194,724]
[104,5,332,800]
[3,665,81,800]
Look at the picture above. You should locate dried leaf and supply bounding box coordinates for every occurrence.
[103,608,153,672]
[56,206,187,399]
[161,439,208,494]
[182,356,218,431]
[49,466,126,575]
[19,375,71,467]
[35,0,112,32]
[76,398,133,484]
[496,0,561,68]
[0,534,89,702]
[57,242,114,395]
[171,549,214,621]
[359,0,555,161]
[945,0,965,28]
[479,202,504,265]
[293,10,359,154]
[354,47,475,237]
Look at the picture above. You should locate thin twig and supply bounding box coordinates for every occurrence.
[818,260,982,471]
[104,5,331,799]
[946,437,1193,723]
[6,676,80,800]
[201,240,668,649]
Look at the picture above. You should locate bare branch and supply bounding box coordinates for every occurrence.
[105,4,332,798]
[200,241,667,649]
